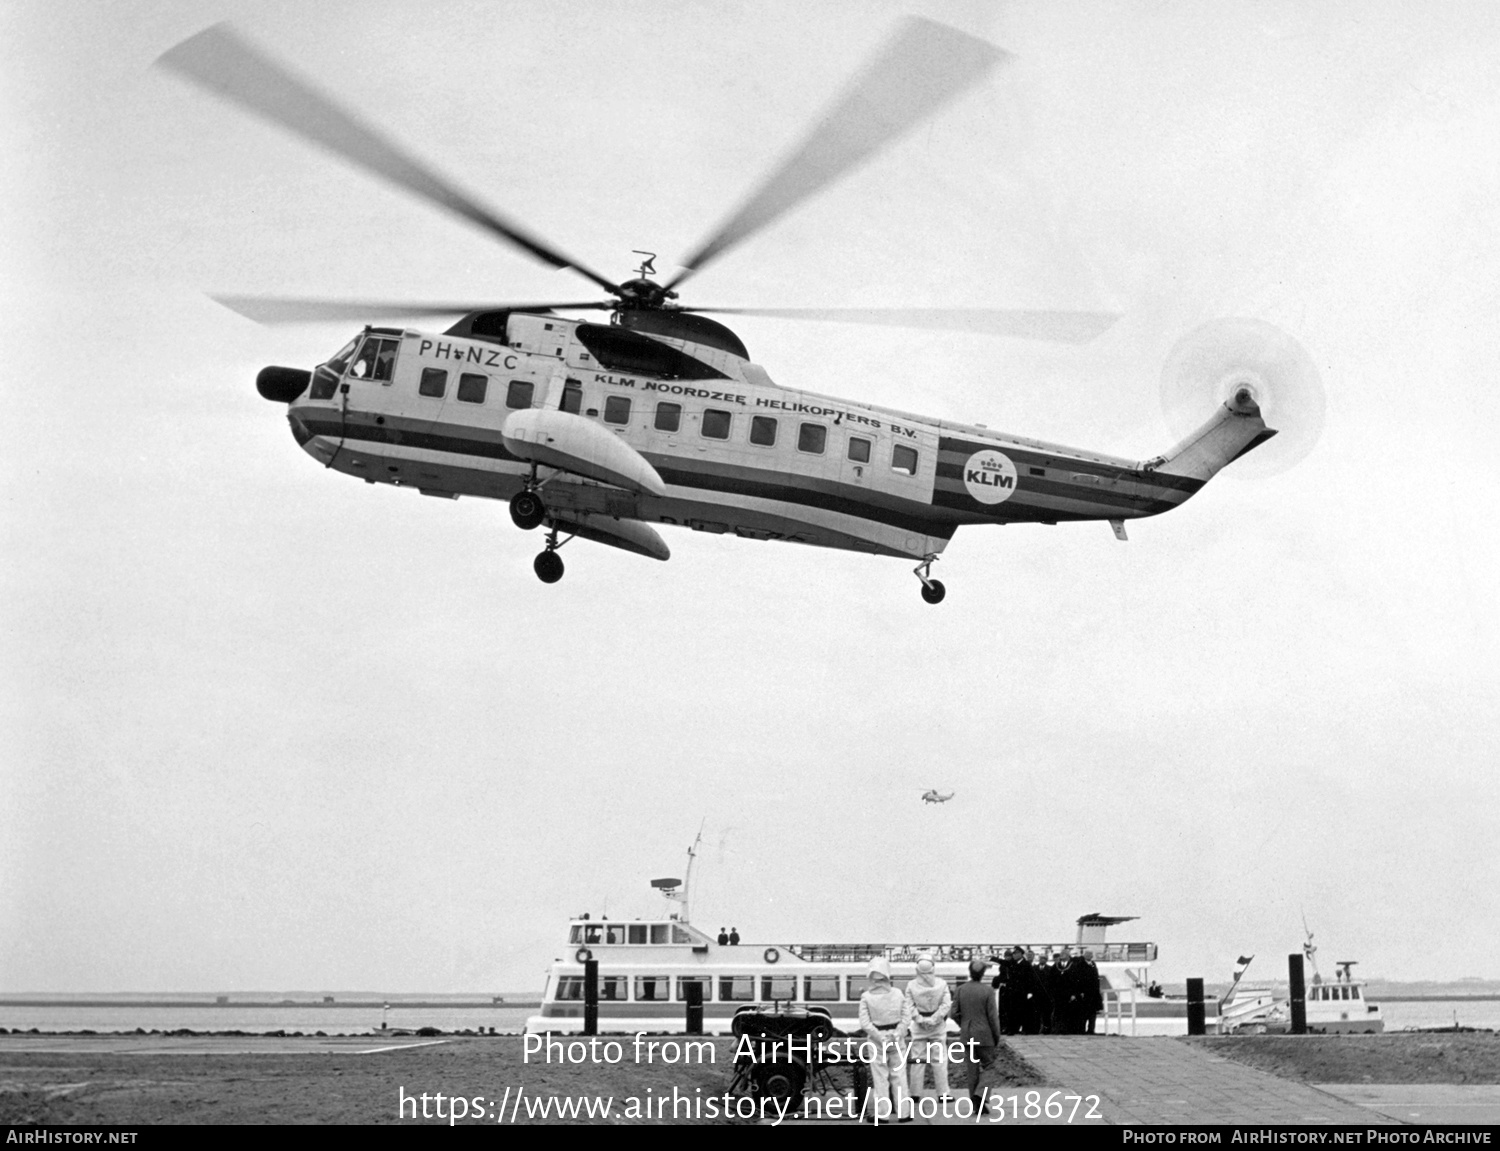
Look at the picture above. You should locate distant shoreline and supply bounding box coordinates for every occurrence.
[0,999,541,1009]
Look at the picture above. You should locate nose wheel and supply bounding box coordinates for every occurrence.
[914,555,945,604]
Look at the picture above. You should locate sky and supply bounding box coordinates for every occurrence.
[2,0,1497,994]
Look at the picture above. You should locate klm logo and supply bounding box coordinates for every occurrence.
[962,449,1019,506]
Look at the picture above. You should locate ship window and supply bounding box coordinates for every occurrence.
[804,976,840,1002]
[672,926,694,944]
[561,380,583,414]
[604,396,632,424]
[457,373,487,404]
[419,368,447,398]
[798,423,826,454]
[701,409,731,439]
[506,380,534,409]
[750,416,778,446]
[604,924,625,945]
[719,976,755,1002]
[847,436,871,463]
[600,976,627,1001]
[655,402,682,432]
[846,976,870,1001]
[892,445,919,475]
[676,976,711,1002]
[556,977,584,1001]
[761,975,797,1001]
[634,975,669,1001]
[582,924,603,945]
[627,924,648,944]
[568,926,583,944]
[650,924,670,944]
[351,336,398,382]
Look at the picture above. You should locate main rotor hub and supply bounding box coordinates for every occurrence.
[614,277,679,310]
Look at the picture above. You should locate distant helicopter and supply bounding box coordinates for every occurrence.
[921,790,955,804]
[159,19,1320,603]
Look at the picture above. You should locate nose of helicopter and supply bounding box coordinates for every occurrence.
[257,365,311,403]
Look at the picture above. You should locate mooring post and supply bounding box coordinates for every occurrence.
[1288,953,1306,1034]
[584,958,599,1036]
[1186,977,1206,1035]
[685,979,704,1035]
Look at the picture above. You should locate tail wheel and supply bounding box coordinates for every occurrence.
[920,579,946,605]
[534,550,564,583]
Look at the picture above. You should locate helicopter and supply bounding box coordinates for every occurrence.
[158,19,1320,603]
[921,790,955,805]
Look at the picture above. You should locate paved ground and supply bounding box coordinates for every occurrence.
[1315,1084,1500,1125]
[1002,1036,1393,1125]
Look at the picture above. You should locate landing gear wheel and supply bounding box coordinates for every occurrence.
[920,579,946,605]
[534,550,564,584]
[510,490,546,530]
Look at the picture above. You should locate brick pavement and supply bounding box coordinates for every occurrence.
[1002,1036,1394,1125]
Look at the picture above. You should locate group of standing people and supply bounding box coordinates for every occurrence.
[994,945,1105,1035]
[857,946,1105,1119]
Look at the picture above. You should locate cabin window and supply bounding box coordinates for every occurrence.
[761,975,797,1001]
[506,380,534,409]
[804,976,840,1002]
[604,396,632,425]
[457,372,487,404]
[600,976,627,1001]
[634,976,669,1001]
[419,368,447,398]
[556,977,584,1001]
[650,924,670,944]
[672,926,694,944]
[568,926,583,944]
[798,423,827,454]
[582,924,603,945]
[561,380,583,414]
[847,436,871,463]
[719,976,755,1002]
[655,402,682,432]
[604,924,625,945]
[892,445,919,475]
[846,976,870,1001]
[676,976,712,1002]
[750,416,778,446]
[701,409,732,440]
[350,336,398,383]
[627,924,648,944]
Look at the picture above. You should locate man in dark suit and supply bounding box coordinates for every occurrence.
[948,959,1001,1113]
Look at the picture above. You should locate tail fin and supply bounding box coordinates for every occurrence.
[1147,386,1278,481]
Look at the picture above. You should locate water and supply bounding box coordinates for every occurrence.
[3,999,1495,1035]
[0,1003,537,1035]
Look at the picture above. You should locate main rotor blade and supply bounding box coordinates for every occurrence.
[685,306,1118,343]
[212,294,611,325]
[668,18,1006,290]
[158,24,620,295]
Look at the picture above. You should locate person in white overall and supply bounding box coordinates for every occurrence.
[858,956,912,1122]
[903,953,952,1099]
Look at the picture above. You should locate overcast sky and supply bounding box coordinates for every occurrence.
[3,0,1497,994]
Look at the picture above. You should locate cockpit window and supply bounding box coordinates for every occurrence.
[349,336,399,383]
[325,337,359,375]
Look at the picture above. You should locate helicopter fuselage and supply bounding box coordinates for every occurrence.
[272,310,1262,578]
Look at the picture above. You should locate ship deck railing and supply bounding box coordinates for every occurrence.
[781,942,1158,964]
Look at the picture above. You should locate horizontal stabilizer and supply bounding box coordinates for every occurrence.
[553,515,670,561]
[502,409,666,496]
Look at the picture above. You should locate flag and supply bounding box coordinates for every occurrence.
[1236,955,1254,966]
